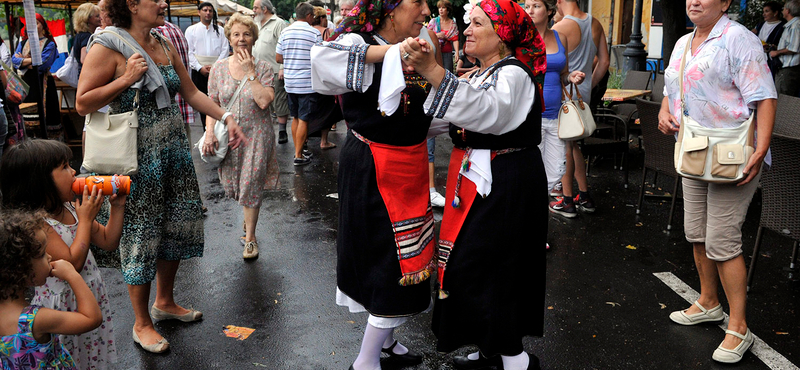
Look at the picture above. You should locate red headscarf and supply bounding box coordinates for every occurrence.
[477,0,545,110]
[21,13,55,42]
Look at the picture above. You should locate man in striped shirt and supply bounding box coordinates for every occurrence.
[276,2,322,166]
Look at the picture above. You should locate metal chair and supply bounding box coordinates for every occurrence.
[746,94,800,290]
[634,99,681,230]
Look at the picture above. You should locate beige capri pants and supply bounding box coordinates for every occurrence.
[682,170,762,262]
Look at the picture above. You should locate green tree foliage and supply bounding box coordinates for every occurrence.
[733,0,768,30]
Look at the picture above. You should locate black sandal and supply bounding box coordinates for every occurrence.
[381,340,423,366]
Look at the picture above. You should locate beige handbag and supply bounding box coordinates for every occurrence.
[673,35,755,183]
[82,90,140,175]
[558,82,596,141]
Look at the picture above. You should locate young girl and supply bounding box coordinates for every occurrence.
[0,209,103,370]
[0,139,125,370]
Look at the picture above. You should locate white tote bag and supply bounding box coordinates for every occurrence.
[82,90,140,175]
[195,78,248,164]
[55,54,80,88]
[557,82,596,141]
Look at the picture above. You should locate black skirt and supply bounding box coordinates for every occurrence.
[432,148,548,356]
[336,131,432,317]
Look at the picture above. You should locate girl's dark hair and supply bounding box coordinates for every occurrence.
[104,0,135,29]
[198,2,221,36]
[0,209,47,301]
[0,139,72,215]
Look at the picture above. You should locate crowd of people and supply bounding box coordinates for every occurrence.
[0,0,783,369]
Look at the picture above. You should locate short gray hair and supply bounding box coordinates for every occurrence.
[255,0,276,14]
[787,0,800,17]
[340,0,355,7]
[296,2,315,20]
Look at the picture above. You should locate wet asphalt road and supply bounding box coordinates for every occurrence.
[100,122,800,369]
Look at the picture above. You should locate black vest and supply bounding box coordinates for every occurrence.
[449,59,542,150]
[339,32,433,146]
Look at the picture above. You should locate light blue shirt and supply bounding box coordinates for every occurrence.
[276,21,321,94]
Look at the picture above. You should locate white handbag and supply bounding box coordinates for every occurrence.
[673,35,754,183]
[55,54,80,88]
[82,90,140,175]
[195,77,248,164]
[558,82,596,141]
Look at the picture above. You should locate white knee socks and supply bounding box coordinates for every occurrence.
[501,351,529,370]
[353,324,392,370]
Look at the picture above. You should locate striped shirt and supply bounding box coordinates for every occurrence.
[276,21,321,94]
[155,21,194,123]
[778,17,800,68]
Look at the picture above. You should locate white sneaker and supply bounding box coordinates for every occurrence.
[430,191,446,207]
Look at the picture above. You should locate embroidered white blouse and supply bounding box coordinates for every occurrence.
[425,56,537,136]
[311,33,377,95]
[663,15,776,130]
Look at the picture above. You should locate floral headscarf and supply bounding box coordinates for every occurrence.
[21,13,55,42]
[330,0,403,41]
[477,0,545,109]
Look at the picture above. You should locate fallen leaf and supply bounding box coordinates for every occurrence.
[659,303,666,309]
[626,245,637,250]
[253,363,268,367]
[606,302,621,307]
[274,300,278,304]
[776,332,789,335]
[547,306,554,310]
[347,320,355,324]
[330,351,336,355]
[635,222,643,227]
[277,292,282,296]
[326,193,339,199]
[592,334,596,338]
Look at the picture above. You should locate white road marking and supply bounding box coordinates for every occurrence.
[654,272,799,370]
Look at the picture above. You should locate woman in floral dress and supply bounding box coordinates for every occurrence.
[206,13,279,259]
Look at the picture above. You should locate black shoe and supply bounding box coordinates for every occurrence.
[527,353,541,370]
[453,353,502,370]
[381,340,423,367]
[278,131,288,144]
[293,157,311,166]
[302,149,313,158]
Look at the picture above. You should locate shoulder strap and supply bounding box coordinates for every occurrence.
[676,33,693,141]
[152,32,173,65]
[226,78,248,112]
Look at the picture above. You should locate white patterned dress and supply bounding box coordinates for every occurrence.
[32,203,117,370]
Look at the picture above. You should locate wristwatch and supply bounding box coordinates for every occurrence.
[246,74,256,82]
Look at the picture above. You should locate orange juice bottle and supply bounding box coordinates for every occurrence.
[72,175,131,196]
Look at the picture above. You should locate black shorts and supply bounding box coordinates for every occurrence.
[287,92,320,122]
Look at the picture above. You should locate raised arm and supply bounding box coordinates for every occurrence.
[310,33,390,95]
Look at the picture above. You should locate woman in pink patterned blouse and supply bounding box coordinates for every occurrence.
[657,0,777,364]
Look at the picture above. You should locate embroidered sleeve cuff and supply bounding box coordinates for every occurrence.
[424,70,459,119]
[343,43,369,92]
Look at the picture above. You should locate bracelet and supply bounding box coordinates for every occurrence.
[220,112,233,124]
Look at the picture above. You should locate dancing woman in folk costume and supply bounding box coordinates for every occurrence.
[310,0,442,368]
[400,0,548,368]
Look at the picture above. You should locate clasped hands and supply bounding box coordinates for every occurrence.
[398,37,437,75]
